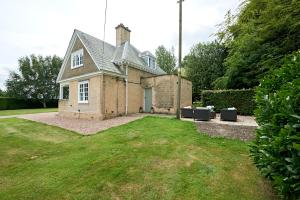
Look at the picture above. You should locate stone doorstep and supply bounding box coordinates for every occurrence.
[195,122,257,141]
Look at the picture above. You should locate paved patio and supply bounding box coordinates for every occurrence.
[181,114,258,126]
[18,112,146,135]
[182,114,258,141]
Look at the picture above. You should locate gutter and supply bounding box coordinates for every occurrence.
[57,70,125,84]
[125,65,128,115]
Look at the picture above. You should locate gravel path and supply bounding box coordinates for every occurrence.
[18,112,146,135]
[196,123,256,141]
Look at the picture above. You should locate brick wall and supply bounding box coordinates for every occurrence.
[103,75,126,119]
[127,67,153,113]
[142,75,192,114]
[59,69,192,119]
[58,75,103,120]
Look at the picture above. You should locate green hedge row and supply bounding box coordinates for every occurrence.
[250,52,300,199]
[201,89,255,115]
[0,97,58,110]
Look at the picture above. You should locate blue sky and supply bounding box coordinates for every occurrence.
[0,0,241,90]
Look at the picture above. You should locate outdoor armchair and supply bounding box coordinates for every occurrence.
[220,107,237,121]
[181,106,194,118]
[194,107,210,121]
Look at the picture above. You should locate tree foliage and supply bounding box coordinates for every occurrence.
[0,89,6,97]
[217,0,300,89]
[250,52,300,199]
[155,45,176,74]
[183,41,227,100]
[6,55,62,107]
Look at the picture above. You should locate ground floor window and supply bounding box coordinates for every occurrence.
[78,80,89,103]
[62,85,69,99]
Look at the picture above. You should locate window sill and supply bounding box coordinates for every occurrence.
[71,64,83,69]
[78,101,89,104]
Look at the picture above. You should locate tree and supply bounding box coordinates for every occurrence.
[183,41,227,100]
[155,45,176,74]
[216,0,300,89]
[6,55,62,107]
[0,89,6,97]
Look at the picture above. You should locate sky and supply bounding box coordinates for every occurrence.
[0,0,241,90]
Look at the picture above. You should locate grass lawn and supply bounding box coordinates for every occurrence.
[0,108,58,116]
[0,117,276,200]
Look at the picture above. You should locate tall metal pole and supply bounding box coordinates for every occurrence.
[176,0,183,119]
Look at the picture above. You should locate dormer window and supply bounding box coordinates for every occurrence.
[140,51,156,69]
[148,57,156,69]
[71,49,83,69]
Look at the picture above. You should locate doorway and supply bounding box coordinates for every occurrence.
[144,88,152,112]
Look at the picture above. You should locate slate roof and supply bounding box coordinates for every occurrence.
[76,29,166,76]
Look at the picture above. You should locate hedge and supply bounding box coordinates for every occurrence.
[0,97,58,110]
[201,89,255,115]
[250,52,300,199]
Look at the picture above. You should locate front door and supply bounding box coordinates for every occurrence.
[144,88,152,112]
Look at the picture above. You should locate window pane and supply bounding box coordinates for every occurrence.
[79,82,88,102]
[76,55,79,65]
[63,86,69,99]
[85,83,88,101]
[80,53,83,65]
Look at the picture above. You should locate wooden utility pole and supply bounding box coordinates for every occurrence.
[176,0,183,119]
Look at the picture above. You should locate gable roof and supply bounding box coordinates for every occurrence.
[57,29,166,82]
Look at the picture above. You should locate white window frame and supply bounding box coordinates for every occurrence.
[143,56,156,69]
[71,49,84,69]
[78,80,89,103]
[59,83,70,100]
[148,57,156,69]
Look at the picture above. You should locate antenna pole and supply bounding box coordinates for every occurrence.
[102,0,108,70]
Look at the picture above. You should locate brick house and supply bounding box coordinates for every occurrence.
[57,24,192,120]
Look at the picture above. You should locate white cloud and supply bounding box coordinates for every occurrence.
[0,0,240,90]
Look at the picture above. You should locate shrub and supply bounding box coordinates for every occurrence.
[0,97,58,110]
[201,89,255,115]
[192,101,203,108]
[250,52,300,199]
[192,88,202,102]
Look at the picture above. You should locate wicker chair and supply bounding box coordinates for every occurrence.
[220,108,237,121]
[181,108,194,118]
[194,108,210,121]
